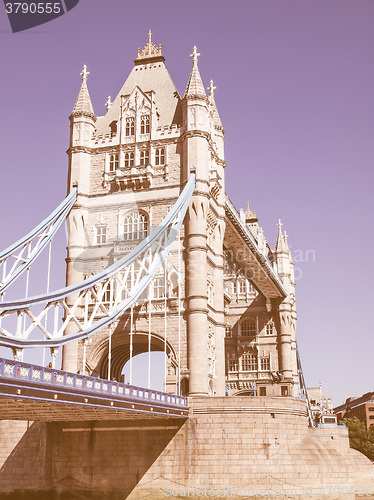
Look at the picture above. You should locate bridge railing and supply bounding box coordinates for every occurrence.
[0,358,188,408]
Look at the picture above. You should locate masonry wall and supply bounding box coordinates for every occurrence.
[0,398,373,499]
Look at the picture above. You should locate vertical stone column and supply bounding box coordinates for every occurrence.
[185,195,209,396]
[213,220,226,396]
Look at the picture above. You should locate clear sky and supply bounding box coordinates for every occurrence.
[0,0,373,406]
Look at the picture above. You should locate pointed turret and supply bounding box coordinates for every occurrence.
[184,46,207,100]
[207,79,222,128]
[275,219,289,253]
[71,65,96,120]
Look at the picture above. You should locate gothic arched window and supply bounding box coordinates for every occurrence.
[241,352,257,371]
[155,148,165,165]
[124,152,134,168]
[125,117,135,136]
[123,212,148,241]
[240,319,256,337]
[140,115,150,134]
[109,153,118,172]
[266,321,274,335]
[140,150,149,166]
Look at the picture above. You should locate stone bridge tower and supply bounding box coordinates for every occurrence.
[63,33,298,398]
[62,33,227,396]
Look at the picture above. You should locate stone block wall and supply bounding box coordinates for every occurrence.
[0,397,373,499]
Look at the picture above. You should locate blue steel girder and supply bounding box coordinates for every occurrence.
[0,358,189,421]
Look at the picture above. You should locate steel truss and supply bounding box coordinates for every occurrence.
[0,189,77,295]
[0,175,195,352]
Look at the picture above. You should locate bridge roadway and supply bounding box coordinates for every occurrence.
[0,358,189,421]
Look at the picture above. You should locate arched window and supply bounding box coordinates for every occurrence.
[140,150,149,166]
[153,275,166,299]
[96,225,107,245]
[240,319,256,337]
[266,322,274,335]
[125,117,134,136]
[124,152,134,168]
[155,148,165,166]
[241,352,257,371]
[109,153,118,172]
[140,115,150,134]
[123,212,148,241]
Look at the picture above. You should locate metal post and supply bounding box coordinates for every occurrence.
[108,325,112,380]
[82,340,87,375]
[177,224,181,396]
[147,249,152,389]
[164,258,167,393]
[43,239,52,367]
[130,305,134,385]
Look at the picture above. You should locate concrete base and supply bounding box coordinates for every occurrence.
[0,397,372,499]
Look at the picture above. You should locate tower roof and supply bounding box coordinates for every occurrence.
[184,46,207,100]
[71,65,96,120]
[95,33,182,134]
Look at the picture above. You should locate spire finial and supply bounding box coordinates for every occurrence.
[208,79,216,97]
[105,96,112,111]
[136,30,163,62]
[245,202,257,223]
[277,219,283,231]
[284,231,288,243]
[190,46,200,64]
[80,65,90,83]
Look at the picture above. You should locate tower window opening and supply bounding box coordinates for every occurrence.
[123,212,148,241]
[125,117,135,136]
[241,352,257,371]
[140,150,150,166]
[266,322,274,335]
[260,356,270,371]
[109,153,119,172]
[153,275,166,299]
[124,152,135,168]
[155,148,165,165]
[96,226,107,245]
[241,319,256,337]
[140,115,150,134]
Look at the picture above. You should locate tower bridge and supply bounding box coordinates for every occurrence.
[0,33,372,499]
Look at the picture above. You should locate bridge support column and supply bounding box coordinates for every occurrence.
[185,197,209,397]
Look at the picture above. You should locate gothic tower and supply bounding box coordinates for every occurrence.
[62,33,298,398]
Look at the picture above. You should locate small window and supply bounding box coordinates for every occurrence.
[229,359,238,372]
[368,407,374,412]
[124,152,134,168]
[140,150,149,166]
[260,357,270,371]
[109,153,119,172]
[225,325,232,338]
[153,275,166,299]
[266,322,274,335]
[281,386,289,396]
[109,121,117,136]
[369,415,374,420]
[259,387,266,396]
[241,319,256,337]
[125,117,135,136]
[96,226,107,245]
[124,212,148,241]
[237,280,246,294]
[241,352,257,371]
[140,115,150,134]
[155,148,165,166]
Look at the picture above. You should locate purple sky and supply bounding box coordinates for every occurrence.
[0,0,373,406]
